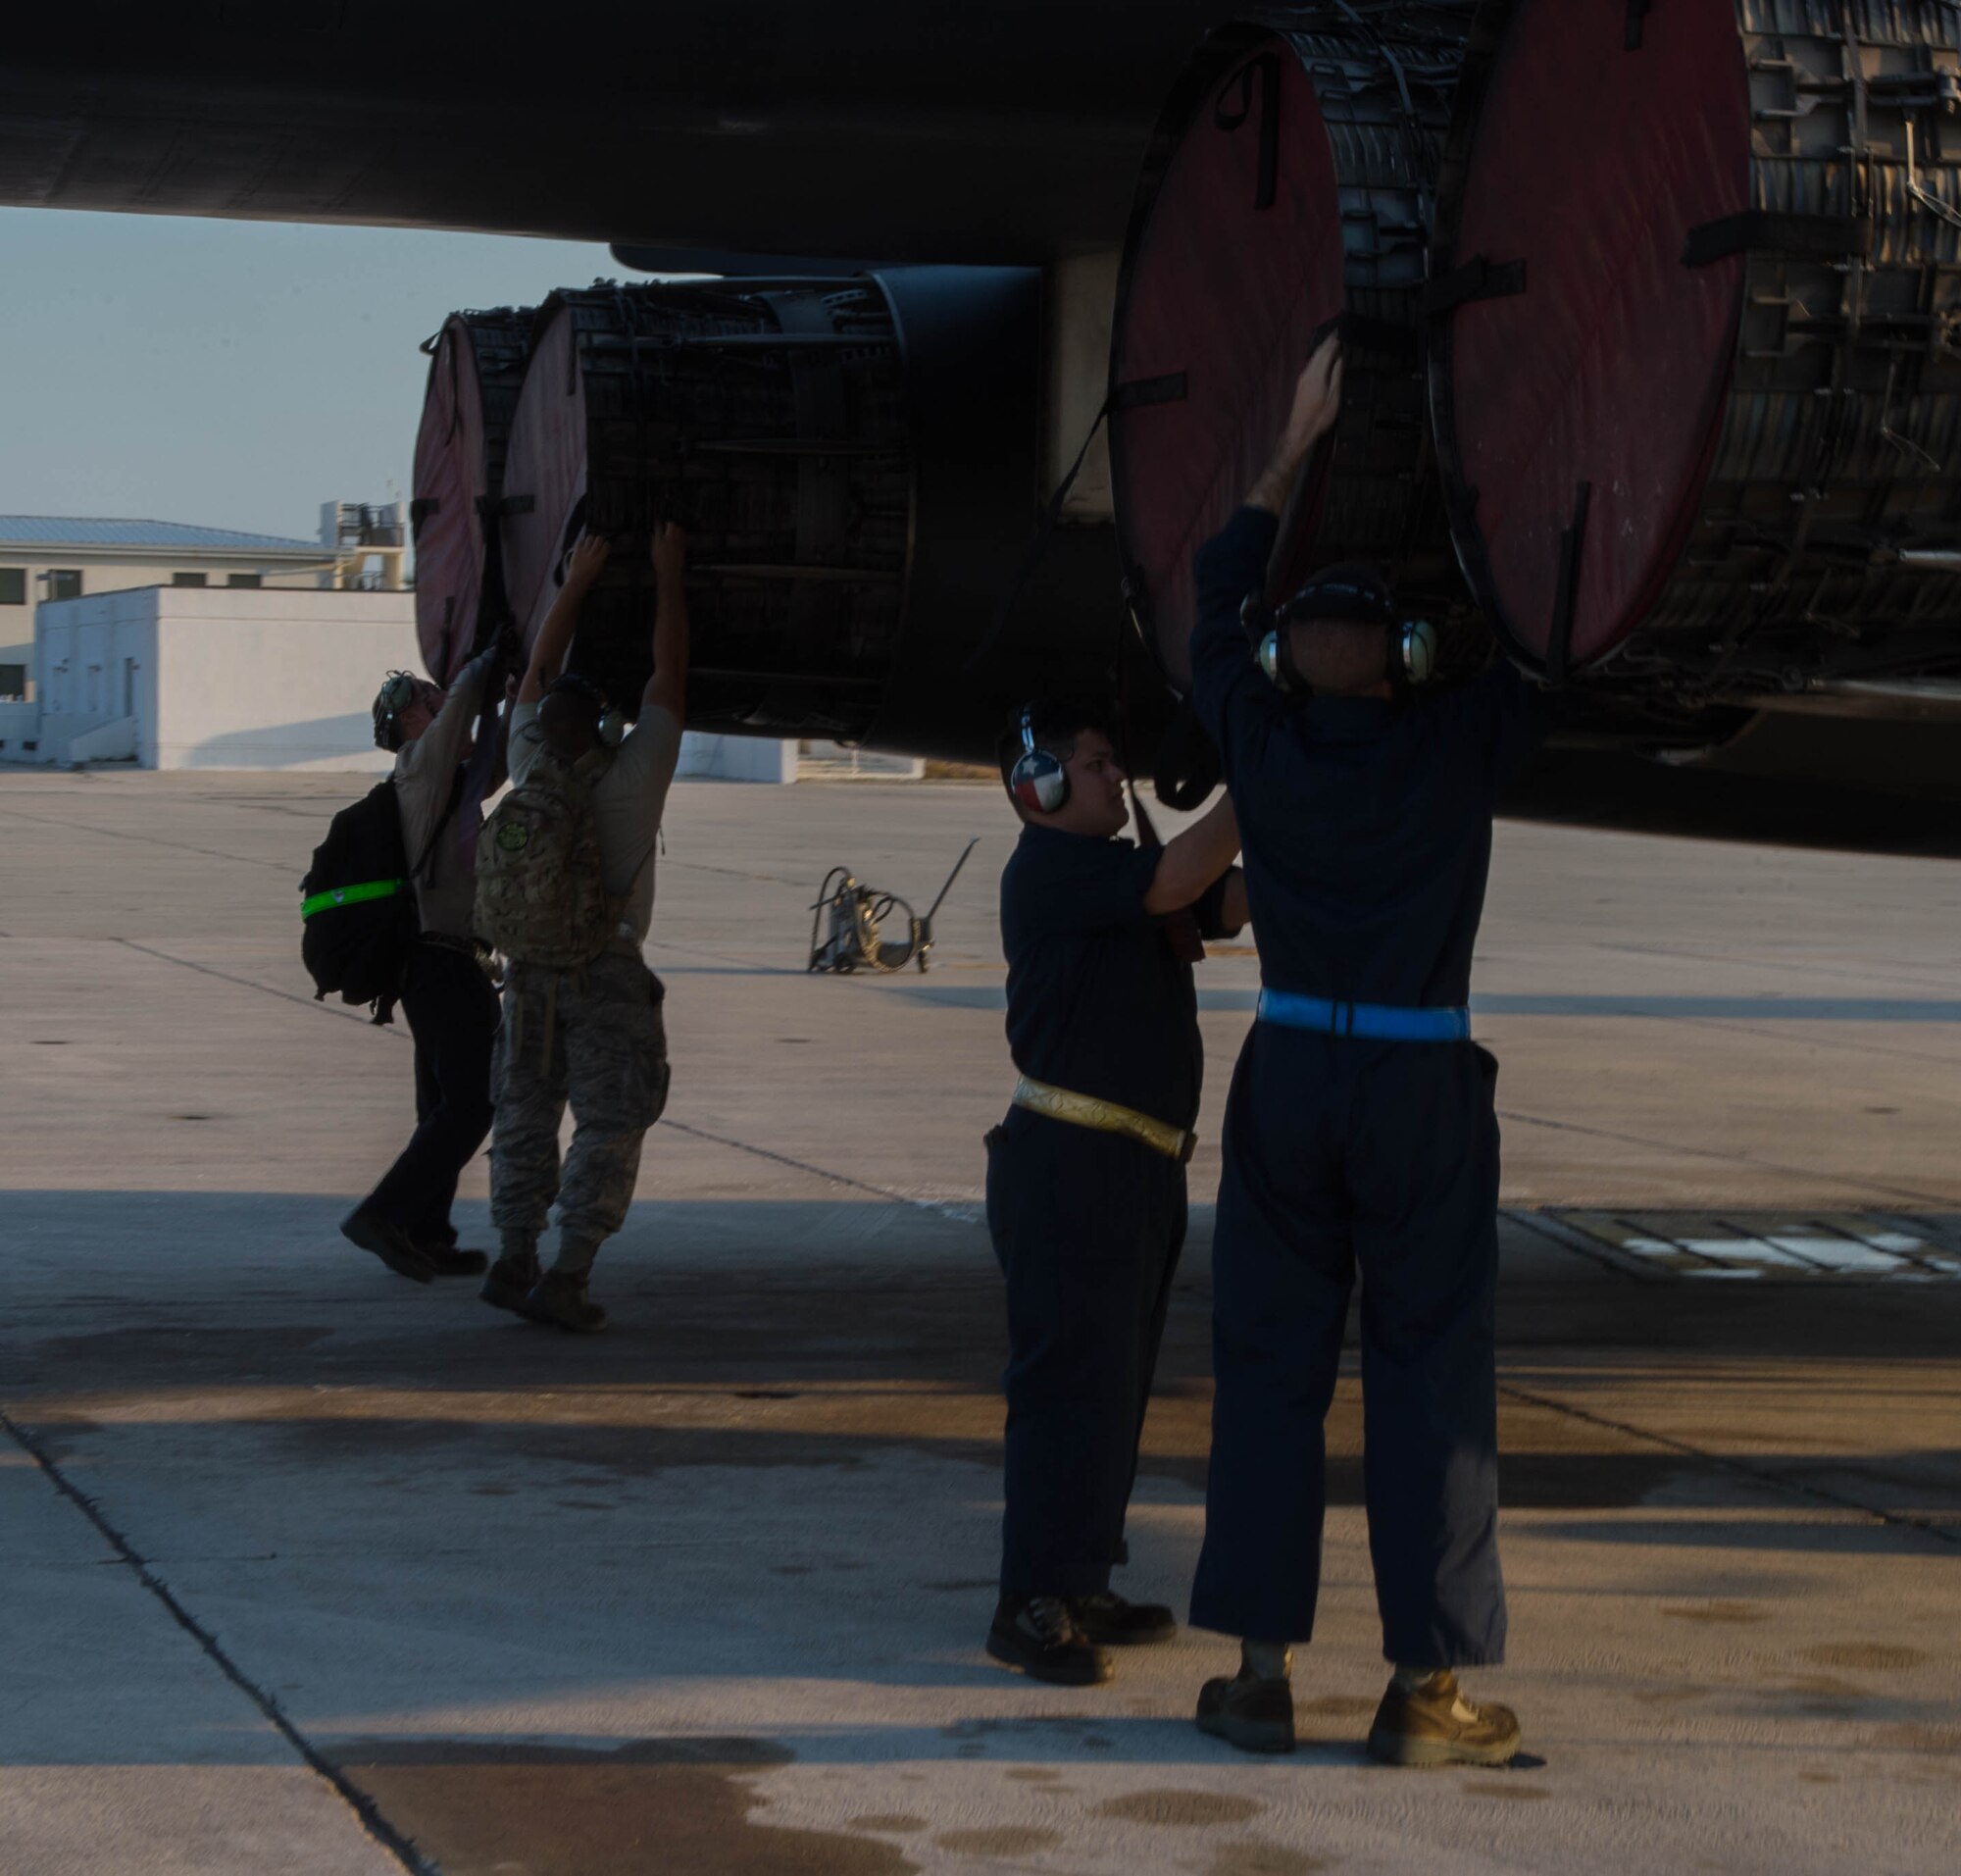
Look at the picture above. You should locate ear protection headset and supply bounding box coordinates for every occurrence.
[1246,573,1438,700]
[546,672,627,749]
[1009,705,1070,814]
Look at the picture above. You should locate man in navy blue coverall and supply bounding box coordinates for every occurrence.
[984,697,1247,1688]
[1184,337,1544,1764]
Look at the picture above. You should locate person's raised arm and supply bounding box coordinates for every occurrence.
[642,522,689,724]
[518,532,611,705]
[1142,791,1240,916]
[1189,337,1345,746]
[1247,333,1343,517]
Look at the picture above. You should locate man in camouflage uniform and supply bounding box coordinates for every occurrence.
[480,526,689,1332]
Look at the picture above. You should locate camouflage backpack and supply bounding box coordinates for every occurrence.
[475,743,619,968]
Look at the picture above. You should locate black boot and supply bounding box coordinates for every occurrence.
[1071,1591,1178,1647]
[986,1595,1114,1687]
[340,1207,434,1286]
[421,1241,489,1278]
[1196,1662,1296,1755]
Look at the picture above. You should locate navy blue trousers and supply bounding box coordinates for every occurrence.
[367,943,500,1249]
[986,1108,1187,1598]
[1189,1025,1507,1668]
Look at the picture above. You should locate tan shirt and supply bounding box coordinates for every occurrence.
[508,699,682,946]
[393,650,501,938]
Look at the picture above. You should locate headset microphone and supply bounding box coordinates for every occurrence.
[1009,705,1070,813]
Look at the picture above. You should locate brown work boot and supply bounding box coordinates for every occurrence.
[521,1269,606,1334]
[1196,1665,1296,1754]
[1367,1669,1521,1768]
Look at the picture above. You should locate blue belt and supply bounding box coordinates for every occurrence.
[1258,989,1471,1043]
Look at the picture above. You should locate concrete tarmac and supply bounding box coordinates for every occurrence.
[1,771,1957,1876]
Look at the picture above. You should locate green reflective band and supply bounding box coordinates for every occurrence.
[301,879,408,921]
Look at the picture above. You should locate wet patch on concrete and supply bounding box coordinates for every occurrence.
[1630,1683,1711,1705]
[1096,1791,1264,1827]
[1779,1672,1869,1718]
[327,1736,916,1876]
[1209,1846,1328,1876]
[935,1826,1061,1855]
[848,1814,928,1834]
[1803,1642,1924,1671]
[1872,1722,1961,1755]
[1660,1600,1770,1624]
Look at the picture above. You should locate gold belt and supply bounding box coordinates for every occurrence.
[1012,1076,1196,1164]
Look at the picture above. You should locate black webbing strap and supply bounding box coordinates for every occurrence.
[1626,0,1650,50]
[1110,372,1187,412]
[1424,256,1528,316]
[1215,51,1282,212]
[1683,212,1870,268]
[1547,481,1592,685]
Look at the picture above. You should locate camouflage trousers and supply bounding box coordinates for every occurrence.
[489,951,671,1270]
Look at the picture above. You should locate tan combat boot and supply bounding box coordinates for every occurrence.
[1367,1669,1521,1767]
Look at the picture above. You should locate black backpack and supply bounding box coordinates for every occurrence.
[300,779,418,1024]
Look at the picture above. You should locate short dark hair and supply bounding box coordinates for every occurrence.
[1277,562,1397,630]
[995,694,1115,795]
[537,673,610,759]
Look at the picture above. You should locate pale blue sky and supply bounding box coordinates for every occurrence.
[0,210,617,541]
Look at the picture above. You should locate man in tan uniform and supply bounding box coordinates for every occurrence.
[480,527,689,1332]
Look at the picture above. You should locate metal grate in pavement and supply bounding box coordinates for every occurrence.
[1528,1210,1961,1281]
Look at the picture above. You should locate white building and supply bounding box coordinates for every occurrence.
[5,583,421,771]
[0,516,343,701]
[0,582,809,779]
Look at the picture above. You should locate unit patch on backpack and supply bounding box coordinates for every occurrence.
[475,744,619,968]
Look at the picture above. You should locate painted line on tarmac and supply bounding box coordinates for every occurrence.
[0,1405,437,1875]
[1495,1381,1960,1551]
